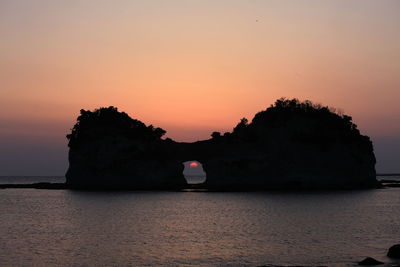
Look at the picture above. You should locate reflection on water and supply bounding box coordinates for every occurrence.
[0,188,399,266]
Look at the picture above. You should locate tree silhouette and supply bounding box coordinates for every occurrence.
[67,106,166,148]
[211,131,221,139]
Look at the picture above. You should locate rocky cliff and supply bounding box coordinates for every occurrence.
[66,99,378,190]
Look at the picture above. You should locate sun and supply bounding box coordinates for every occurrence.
[189,162,199,167]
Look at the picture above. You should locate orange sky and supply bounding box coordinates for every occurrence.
[0,0,399,174]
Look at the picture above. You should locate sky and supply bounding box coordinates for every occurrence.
[0,0,399,175]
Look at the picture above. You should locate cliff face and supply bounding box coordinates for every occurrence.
[66,99,378,190]
[199,139,377,190]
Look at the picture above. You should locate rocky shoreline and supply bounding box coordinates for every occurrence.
[0,182,67,190]
[379,179,400,188]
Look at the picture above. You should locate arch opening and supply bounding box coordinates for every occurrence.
[182,160,207,185]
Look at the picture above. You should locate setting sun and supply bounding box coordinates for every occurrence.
[189,162,199,168]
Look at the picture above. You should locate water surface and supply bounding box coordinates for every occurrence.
[1,185,399,266]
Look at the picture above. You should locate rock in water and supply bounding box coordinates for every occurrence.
[358,257,384,265]
[65,106,187,190]
[65,99,378,190]
[388,244,400,258]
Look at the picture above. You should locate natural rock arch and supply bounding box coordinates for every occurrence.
[65,98,378,190]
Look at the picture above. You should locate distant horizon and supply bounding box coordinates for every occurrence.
[0,172,400,178]
[0,103,399,175]
[0,102,399,176]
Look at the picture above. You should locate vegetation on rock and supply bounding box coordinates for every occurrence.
[66,98,378,190]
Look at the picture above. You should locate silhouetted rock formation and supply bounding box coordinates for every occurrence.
[358,257,384,265]
[66,107,186,189]
[66,98,378,190]
[202,98,377,190]
[388,244,400,258]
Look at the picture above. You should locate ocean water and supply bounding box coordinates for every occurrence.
[0,176,399,267]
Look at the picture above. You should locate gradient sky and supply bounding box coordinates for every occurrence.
[1,0,399,175]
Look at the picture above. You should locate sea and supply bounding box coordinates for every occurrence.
[0,176,399,267]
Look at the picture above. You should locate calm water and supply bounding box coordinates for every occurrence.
[0,177,399,267]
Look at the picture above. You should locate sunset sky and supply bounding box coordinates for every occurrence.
[1,0,399,175]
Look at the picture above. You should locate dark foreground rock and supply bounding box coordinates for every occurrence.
[358,257,384,265]
[257,265,327,267]
[388,244,400,258]
[66,99,378,190]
